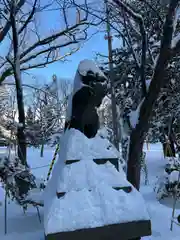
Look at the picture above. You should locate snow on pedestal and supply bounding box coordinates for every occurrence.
[60,128,120,160]
[44,129,151,239]
[45,183,149,235]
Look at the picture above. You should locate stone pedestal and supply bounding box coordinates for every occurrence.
[45,220,151,240]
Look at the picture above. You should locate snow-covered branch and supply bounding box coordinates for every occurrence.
[125,0,180,190]
[172,32,180,55]
[168,2,180,55]
[112,0,147,97]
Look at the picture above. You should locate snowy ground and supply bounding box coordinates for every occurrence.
[0,144,180,239]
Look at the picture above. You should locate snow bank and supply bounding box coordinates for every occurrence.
[45,184,149,235]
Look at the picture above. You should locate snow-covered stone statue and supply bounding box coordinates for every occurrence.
[65,59,107,138]
[44,59,151,240]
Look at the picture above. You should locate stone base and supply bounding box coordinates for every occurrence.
[45,220,151,240]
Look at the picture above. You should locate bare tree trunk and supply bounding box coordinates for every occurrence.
[127,128,144,190]
[10,3,27,166]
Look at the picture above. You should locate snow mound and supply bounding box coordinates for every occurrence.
[43,128,122,210]
[57,161,127,193]
[64,128,120,160]
[45,184,149,235]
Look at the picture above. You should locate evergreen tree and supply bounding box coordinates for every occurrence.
[26,106,34,127]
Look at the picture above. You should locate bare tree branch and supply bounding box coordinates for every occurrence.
[20,47,79,70]
[20,41,78,64]
[18,0,38,35]
[137,0,164,24]
[19,21,88,59]
[0,0,26,42]
[122,12,140,69]
[0,0,96,84]
[73,0,142,75]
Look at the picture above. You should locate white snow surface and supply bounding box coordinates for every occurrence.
[129,108,139,128]
[78,59,107,79]
[129,99,144,128]
[57,161,127,193]
[45,184,149,235]
[168,171,180,183]
[62,128,120,160]
[173,6,180,37]
[146,79,151,90]
[1,144,180,239]
[171,33,180,49]
[44,128,150,235]
[25,188,44,205]
[43,128,124,223]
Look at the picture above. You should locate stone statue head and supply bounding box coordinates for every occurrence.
[65,59,107,138]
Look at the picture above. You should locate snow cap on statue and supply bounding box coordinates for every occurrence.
[73,59,107,94]
[66,59,107,121]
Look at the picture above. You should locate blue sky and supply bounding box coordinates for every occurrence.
[31,31,109,82]
[28,0,112,83]
[0,0,120,85]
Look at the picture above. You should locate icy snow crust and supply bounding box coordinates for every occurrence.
[44,128,150,235]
